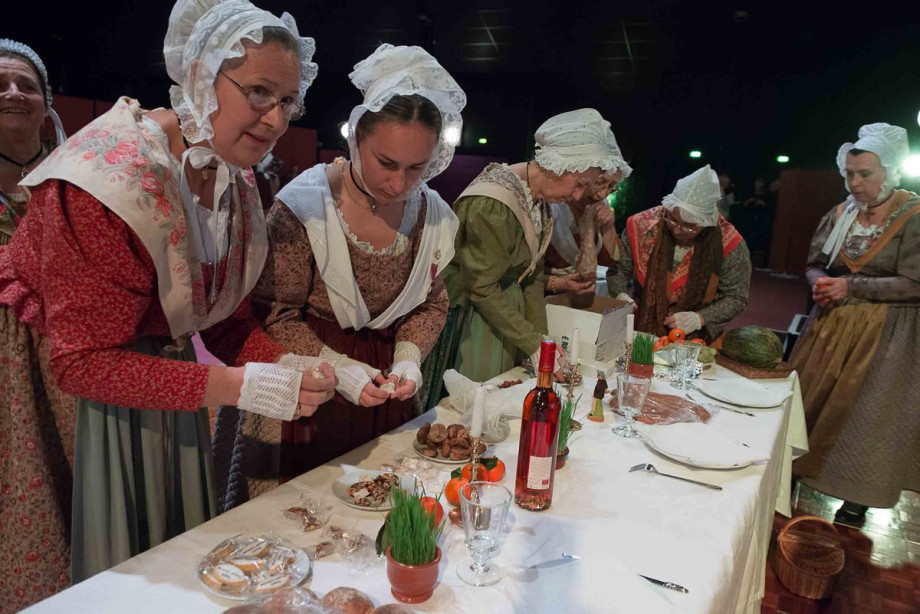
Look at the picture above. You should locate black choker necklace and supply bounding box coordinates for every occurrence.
[0,146,43,178]
[348,161,378,211]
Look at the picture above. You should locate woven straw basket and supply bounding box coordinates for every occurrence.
[773,515,846,599]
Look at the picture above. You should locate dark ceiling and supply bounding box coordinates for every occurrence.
[11,0,920,203]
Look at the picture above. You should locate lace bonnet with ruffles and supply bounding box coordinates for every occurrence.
[163,0,318,144]
[534,108,632,177]
[345,43,466,184]
[661,165,721,227]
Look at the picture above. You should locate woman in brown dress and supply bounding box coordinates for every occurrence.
[792,123,920,524]
[213,44,466,506]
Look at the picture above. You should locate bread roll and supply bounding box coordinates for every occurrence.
[322,586,375,614]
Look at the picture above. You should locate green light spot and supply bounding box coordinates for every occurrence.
[478,137,488,144]
[689,150,702,158]
[776,155,790,163]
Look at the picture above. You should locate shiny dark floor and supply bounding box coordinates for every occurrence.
[763,485,920,614]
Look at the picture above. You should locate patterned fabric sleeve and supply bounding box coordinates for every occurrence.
[454,196,544,356]
[605,228,636,298]
[804,208,837,289]
[38,181,210,411]
[847,213,920,303]
[698,240,752,337]
[394,274,449,360]
[251,201,326,357]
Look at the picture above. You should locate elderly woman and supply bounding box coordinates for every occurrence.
[0,39,66,241]
[437,108,622,384]
[0,0,335,606]
[792,123,920,524]
[544,165,630,298]
[607,165,751,342]
[215,44,465,499]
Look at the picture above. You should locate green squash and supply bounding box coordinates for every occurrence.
[721,326,783,369]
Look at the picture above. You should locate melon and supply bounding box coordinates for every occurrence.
[721,326,783,369]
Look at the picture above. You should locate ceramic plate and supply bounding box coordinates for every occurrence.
[696,378,789,408]
[642,437,754,470]
[331,470,416,511]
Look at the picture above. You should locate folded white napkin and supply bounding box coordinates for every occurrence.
[637,422,770,468]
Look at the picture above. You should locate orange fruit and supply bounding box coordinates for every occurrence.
[688,338,707,346]
[654,336,670,352]
[461,462,489,482]
[445,477,469,507]
[420,496,444,526]
[488,459,506,482]
[668,328,686,342]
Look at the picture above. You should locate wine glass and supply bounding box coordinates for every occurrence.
[457,481,512,586]
[612,374,651,438]
[670,341,702,390]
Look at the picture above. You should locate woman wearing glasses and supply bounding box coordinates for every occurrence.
[433,109,622,387]
[607,165,751,342]
[0,0,334,604]
[544,166,630,298]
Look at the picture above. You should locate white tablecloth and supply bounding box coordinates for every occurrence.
[26,365,805,614]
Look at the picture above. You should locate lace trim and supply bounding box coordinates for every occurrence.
[334,189,422,256]
[535,150,627,175]
[842,203,907,260]
[471,163,542,235]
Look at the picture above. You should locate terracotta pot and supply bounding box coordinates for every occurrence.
[556,446,570,469]
[627,362,654,378]
[386,546,442,604]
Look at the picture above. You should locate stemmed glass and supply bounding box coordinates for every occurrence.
[612,374,651,438]
[457,481,512,586]
[671,341,702,390]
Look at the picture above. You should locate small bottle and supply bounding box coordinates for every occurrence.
[587,372,607,422]
[514,339,562,511]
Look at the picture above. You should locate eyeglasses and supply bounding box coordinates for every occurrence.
[665,216,701,233]
[219,72,304,121]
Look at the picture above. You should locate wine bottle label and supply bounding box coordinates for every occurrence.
[526,455,553,490]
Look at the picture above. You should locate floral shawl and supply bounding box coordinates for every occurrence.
[21,97,268,340]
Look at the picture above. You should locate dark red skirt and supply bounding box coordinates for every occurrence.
[279,314,414,479]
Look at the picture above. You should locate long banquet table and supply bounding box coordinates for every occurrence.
[26,364,807,614]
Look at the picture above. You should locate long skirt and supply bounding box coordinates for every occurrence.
[0,307,76,612]
[212,315,415,512]
[792,302,920,508]
[417,305,463,411]
[70,336,216,582]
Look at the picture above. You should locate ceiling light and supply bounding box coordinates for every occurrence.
[689,150,701,158]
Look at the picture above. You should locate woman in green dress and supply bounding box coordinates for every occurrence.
[428,109,631,392]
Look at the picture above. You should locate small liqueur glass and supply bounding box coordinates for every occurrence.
[612,374,651,438]
[457,481,512,586]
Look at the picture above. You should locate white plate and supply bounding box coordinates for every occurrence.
[412,440,489,465]
[696,378,789,408]
[643,437,754,470]
[331,470,415,511]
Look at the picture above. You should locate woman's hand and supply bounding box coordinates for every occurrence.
[593,203,616,229]
[295,363,337,418]
[814,276,847,306]
[561,273,596,295]
[358,374,391,407]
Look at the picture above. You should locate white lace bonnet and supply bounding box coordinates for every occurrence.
[345,43,467,183]
[0,38,67,145]
[661,165,721,227]
[534,108,632,178]
[163,0,318,144]
[836,122,908,195]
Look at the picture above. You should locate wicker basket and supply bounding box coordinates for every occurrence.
[715,354,795,379]
[773,515,845,599]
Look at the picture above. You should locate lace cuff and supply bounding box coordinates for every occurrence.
[237,363,302,421]
[393,341,422,367]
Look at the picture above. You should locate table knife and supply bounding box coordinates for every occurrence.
[639,574,690,593]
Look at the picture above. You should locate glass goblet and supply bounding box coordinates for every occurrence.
[671,341,702,389]
[612,374,651,438]
[457,481,512,586]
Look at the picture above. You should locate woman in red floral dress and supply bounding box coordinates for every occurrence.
[0,1,335,609]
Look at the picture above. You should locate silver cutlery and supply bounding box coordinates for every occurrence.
[639,574,690,593]
[528,552,581,570]
[629,463,723,491]
[686,392,755,417]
